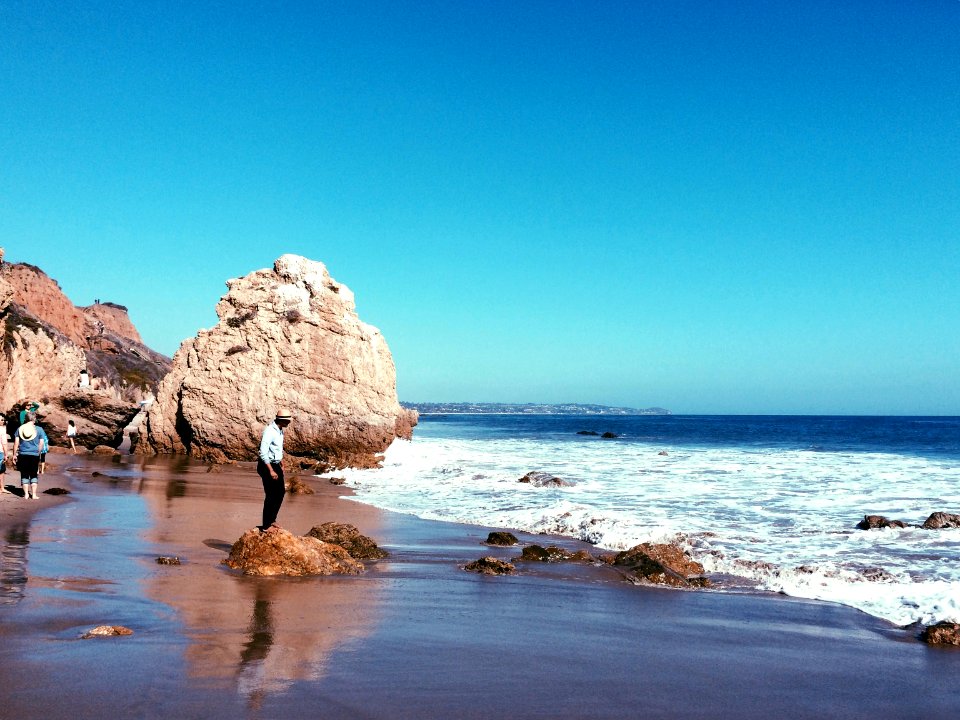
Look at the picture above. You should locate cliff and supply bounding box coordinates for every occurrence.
[0,257,172,447]
[138,254,417,467]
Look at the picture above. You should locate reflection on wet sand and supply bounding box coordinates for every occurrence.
[0,524,30,605]
[136,458,384,706]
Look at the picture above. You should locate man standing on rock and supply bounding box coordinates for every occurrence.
[258,408,292,531]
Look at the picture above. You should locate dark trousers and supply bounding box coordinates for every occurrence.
[17,454,40,481]
[257,460,285,528]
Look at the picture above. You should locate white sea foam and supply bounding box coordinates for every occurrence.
[328,431,960,626]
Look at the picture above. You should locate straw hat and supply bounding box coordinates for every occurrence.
[18,422,37,441]
[275,408,293,421]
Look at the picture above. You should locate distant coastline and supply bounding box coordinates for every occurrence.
[401,402,671,416]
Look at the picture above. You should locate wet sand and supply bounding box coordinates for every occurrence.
[1,453,959,719]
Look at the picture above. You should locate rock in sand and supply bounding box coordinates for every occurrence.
[307,522,388,560]
[224,526,364,576]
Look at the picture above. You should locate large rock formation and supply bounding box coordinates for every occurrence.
[0,261,170,409]
[138,255,416,466]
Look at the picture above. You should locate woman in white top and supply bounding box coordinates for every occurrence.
[66,419,77,454]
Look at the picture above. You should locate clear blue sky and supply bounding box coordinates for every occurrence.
[2,1,958,414]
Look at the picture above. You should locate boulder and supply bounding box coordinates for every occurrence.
[857,515,909,530]
[42,487,71,495]
[35,391,140,450]
[306,522,388,560]
[285,475,315,495]
[156,556,181,565]
[613,543,711,588]
[485,531,519,546]
[518,471,574,488]
[921,512,960,530]
[137,255,417,467]
[91,445,121,456]
[576,430,599,436]
[518,544,594,563]
[601,432,618,439]
[224,526,364,576]
[920,622,960,646]
[464,557,516,575]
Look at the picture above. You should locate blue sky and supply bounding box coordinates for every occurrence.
[2,1,958,414]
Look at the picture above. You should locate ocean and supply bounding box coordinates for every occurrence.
[330,414,960,627]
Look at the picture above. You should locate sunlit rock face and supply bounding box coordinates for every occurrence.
[138,254,417,466]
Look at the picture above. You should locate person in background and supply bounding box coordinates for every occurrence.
[19,400,40,425]
[66,419,78,453]
[36,421,49,474]
[257,408,293,531]
[0,416,9,494]
[12,411,44,499]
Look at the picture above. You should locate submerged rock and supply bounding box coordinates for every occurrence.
[601,432,618,439]
[920,622,960,646]
[464,557,516,575]
[485,531,519,546]
[518,471,574,488]
[224,526,364,576]
[42,487,71,495]
[307,522,388,560]
[576,430,600,436]
[921,512,960,530]
[613,543,710,588]
[857,515,909,530]
[156,556,182,565]
[82,625,134,639]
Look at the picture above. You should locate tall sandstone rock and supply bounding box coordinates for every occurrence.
[138,255,417,467]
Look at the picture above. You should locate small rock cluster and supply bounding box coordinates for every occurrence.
[517,471,574,488]
[856,511,960,530]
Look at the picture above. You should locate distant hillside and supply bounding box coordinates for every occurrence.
[402,402,671,416]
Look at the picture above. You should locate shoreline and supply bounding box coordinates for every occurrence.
[1,454,958,718]
[0,450,74,535]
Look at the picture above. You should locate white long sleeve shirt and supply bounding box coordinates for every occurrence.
[259,422,284,464]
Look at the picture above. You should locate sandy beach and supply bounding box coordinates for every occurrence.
[0,451,958,720]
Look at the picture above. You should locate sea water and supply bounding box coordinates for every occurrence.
[331,415,960,627]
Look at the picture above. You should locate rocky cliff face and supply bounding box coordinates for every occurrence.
[138,254,417,466]
[0,296,87,410]
[1,258,171,449]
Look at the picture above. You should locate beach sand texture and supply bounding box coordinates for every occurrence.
[1,453,958,719]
